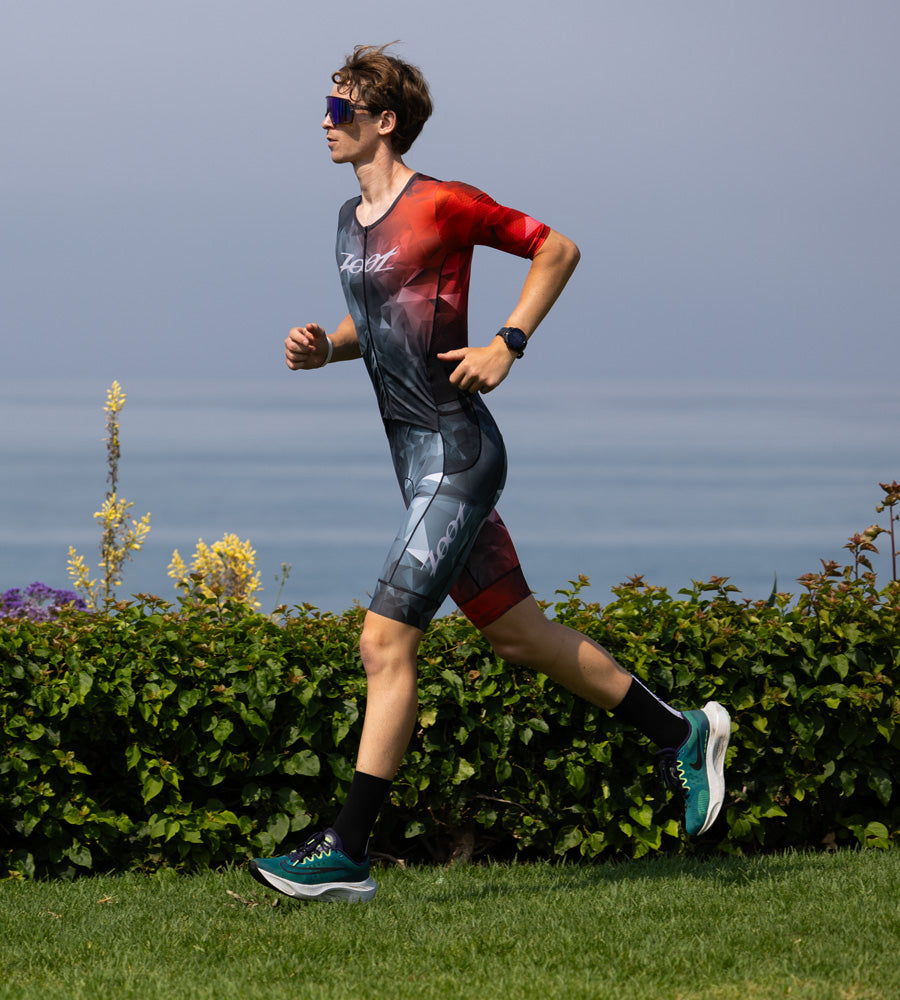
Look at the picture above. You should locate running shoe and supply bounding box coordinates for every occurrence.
[248,828,377,902]
[658,701,731,836]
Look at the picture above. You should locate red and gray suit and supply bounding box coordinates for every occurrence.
[335,173,550,631]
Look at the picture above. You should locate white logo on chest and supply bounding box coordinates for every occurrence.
[339,246,401,275]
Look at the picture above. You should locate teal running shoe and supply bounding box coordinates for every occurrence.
[659,701,731,836]
[248,828,377,902]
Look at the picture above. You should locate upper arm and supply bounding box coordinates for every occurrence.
[437,181,551,259]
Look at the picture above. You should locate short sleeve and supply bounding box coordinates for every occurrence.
[435,181,550,259]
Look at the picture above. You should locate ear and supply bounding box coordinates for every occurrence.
[377,109,398,138]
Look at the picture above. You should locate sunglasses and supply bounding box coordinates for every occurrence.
[325,95,373,125]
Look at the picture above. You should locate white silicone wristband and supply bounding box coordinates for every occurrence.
[321,336,334,367]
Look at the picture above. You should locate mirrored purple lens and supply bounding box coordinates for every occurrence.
[325,96,353,125]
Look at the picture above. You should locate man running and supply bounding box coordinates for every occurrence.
[249,44,731,902]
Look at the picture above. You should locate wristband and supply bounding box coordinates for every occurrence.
[321,336,334,367]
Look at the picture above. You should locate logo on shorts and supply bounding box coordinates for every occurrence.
[339,246,400,275]
[424,502,467,576]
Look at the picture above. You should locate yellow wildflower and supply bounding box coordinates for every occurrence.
[169,533,262,609]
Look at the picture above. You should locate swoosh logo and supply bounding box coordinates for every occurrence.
[288,861,347,874]
[691,739,705,771]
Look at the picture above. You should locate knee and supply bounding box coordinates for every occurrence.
[481,605,559,669]
[358,614,420,683]
[485,628,522,665]
[359,622,389,679]
[484,621,545,667]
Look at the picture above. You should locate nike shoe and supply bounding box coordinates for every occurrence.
[248,828,377,902]
[658,701,731,836]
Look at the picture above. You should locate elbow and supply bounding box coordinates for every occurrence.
[548,230,580,272]
[560,236,581,281]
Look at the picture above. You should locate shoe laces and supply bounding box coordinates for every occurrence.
[657,749,687,795]
[288,831,330,865]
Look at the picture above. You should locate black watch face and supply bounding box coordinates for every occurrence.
[505,329,527,352]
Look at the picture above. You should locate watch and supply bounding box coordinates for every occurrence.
[497,326,528,358]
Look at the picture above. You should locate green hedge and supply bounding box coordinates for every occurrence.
[2,574,898,878]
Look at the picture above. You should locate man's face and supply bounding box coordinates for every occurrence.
[322,84,380,164]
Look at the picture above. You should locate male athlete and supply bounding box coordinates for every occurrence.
[249,44,731,901]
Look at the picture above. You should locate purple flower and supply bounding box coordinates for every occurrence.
[1,583,88,622]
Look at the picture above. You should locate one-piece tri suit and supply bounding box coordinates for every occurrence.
[336,172,550,632]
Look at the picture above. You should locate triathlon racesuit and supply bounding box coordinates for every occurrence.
[336,173,550,631]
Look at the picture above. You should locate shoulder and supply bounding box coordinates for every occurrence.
[337,196,362,226]
[428,178,498,219]
[434,177,487,200]
[407,174,487,201]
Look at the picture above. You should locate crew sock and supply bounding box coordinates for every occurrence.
[611,676,690,749]
[331,770,392,862]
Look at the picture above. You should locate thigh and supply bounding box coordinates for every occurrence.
[449,509,532,629]
[370,403,507,631]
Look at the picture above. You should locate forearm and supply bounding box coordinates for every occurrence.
[327,313,363,363]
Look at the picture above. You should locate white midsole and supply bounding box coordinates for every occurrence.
[256,867,377,902]
[698,700,731,834]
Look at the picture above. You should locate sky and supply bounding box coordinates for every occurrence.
[3,0,900,392]
[2,2,900,608]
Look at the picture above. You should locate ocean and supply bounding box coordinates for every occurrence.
[2,374,897,616]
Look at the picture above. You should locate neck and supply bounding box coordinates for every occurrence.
[354,152,415,225]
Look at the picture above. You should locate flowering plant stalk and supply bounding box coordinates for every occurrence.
[876,480,899,582]
[67,381,151,608]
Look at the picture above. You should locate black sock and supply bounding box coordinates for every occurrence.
[331,770,392,861]
[611,676,690,749]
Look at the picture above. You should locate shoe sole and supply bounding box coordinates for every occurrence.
[248,859,377,902]
[695,700,731,835]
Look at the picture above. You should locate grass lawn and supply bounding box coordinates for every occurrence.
[1,850,898,1000]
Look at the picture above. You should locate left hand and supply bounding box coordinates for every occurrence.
[437,338,516,394]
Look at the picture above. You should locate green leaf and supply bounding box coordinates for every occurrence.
[63,843,93,869]
[554,825,583,854]
[864,821,889,842]
[565,762,587,793]
[211,717,234,744]
[628,802,654,829]
[454,758,475,783]
[142,776,164,803]
[868,768,892,806]
[283,749,320,776]
[266,813,290,845]
[178,688,201,712]
[440,669,465,706]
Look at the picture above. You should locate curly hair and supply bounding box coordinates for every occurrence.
[332,43,433,155]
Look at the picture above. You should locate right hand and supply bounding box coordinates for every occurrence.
[285,323,329,370]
